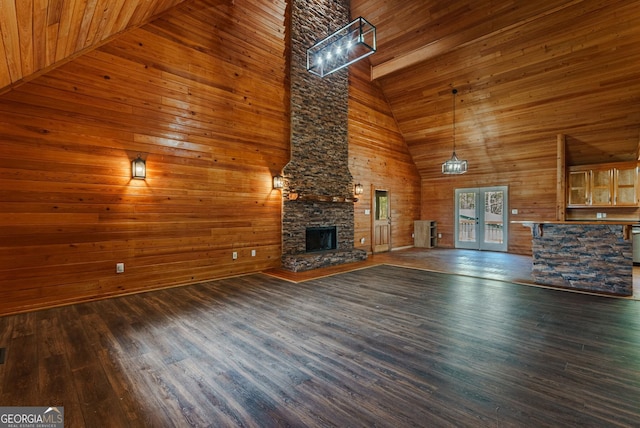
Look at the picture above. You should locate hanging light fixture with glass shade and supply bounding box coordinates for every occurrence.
[307,17,376,78]
[441,88,468,175]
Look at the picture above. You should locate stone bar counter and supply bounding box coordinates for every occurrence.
[513,221,635,296]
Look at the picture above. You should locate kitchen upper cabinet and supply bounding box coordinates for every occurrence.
[591,169,613,205]
[567,162,638,207]
[614,165,638,206]
[568,170,589,206]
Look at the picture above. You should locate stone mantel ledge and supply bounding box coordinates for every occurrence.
[287,193,359,203]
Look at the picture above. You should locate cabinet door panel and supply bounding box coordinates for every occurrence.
[615,166,638,206]
[568,171,589,206]
[591,169,612,205]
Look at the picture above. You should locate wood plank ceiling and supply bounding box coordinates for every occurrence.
[2,0,640,174]
[0,0,188,93]
[350,0,640,176]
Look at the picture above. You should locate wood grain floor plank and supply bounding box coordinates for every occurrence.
[0,334,39,405]
[0,264,639,426]
[0,315,13,392]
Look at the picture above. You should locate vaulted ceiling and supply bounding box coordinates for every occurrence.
[351,0,640,178]
[0,0,188,92]
[2,0,640,177]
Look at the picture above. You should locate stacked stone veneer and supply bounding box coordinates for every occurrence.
[281,0,367,272]
[531,224,632,296]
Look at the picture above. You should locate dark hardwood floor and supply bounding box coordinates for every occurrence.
[266,248,639,300]
[1,253,640,426]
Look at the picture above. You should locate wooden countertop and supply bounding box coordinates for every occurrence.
[513,220,637,239]
[511,220,639,225]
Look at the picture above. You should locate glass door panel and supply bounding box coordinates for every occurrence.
[615,166,638,206]
[568,171,588,206]
[455,186,508,252]
[455,190,478,249]
[591,169,612,205]
[482,189,505,251]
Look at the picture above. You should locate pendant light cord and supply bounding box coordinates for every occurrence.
[452,88,458,153]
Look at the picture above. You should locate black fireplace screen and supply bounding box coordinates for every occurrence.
[306,226,337,252]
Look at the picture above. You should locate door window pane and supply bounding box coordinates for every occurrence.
[458,192,476,242]
[375,190,388,220]
[484,191,504,244]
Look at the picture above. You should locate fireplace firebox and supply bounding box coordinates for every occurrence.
[306,227,337,253]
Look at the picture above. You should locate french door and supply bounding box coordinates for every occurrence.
[454,186,508,252]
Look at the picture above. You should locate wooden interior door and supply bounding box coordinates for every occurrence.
[373,189,391,253]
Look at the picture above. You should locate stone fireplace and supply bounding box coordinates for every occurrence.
[281,0,367,272]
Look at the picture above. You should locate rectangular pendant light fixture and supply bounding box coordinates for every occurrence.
[307,17,376,78]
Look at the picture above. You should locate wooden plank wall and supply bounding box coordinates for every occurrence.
[0,0,421,315]
[349,60,422,252]
[0,0,290,314]
[370,0,640,254]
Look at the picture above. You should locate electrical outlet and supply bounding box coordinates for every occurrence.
[438,233,442,239]
[232,251,238,260]
[360,237,365,244]
[251,249,256,257]
[511,208,518,215]
[116,263,125,273]
[597,212,602,219]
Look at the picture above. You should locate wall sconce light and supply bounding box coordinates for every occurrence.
[354,183,364,195]
[132,155,146,180]
[273,175,284,189]
[307,16,376,78]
